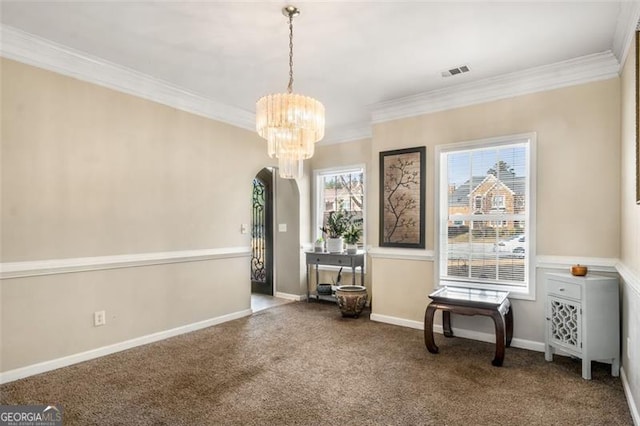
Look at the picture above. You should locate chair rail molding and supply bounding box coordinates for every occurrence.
[368,247,435,261]
[535,255,619,273]
[0,247,251,280]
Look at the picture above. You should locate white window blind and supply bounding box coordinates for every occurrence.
[438,134,534,293]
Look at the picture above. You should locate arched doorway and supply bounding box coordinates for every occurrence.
[251,168,274,295]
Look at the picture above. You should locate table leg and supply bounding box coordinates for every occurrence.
[424,304,439,354]
[306,263,310,303]
[442,310,454,337]
[490,311,506,367]
[505,306,513,348]
[352,266,356,285]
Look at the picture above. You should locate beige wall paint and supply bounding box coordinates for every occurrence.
[621,39,640,275]
[371,258,432,322]
[274,175,302,296]
[619,37,640,417]
[1,59,271,372]
[311,139,372,172]
[370,78,621,344]
[1,59,270,261]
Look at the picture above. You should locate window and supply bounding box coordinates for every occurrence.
[474,196,483,210]
[437,133,535,298]
[314,165,365,247]
[492,195,505,209]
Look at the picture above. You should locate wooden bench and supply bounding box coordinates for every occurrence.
[424,287,513,366]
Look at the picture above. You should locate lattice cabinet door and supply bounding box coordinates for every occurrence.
[544,272,620,380]
[546,296,582,353]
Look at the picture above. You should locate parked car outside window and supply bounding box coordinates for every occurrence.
[493,235,525,257]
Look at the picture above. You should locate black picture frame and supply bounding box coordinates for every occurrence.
[379,146,426,248]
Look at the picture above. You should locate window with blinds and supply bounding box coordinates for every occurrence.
[437,134,535,296]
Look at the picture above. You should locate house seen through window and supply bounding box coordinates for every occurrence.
[314,166,365,247]
[438,134,535,297]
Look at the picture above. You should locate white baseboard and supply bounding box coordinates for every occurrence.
[369,312,544,352]
[370,313,424,330]
[274,292,305,301]
[0,308,253,384]
[622,367,640,426]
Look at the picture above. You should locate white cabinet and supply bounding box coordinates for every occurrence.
[544,272,619,380]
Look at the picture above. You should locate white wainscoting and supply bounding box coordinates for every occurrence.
[0,308,253,384]
[1,246,253,383]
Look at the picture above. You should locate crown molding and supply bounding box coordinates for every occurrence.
[612,1,640,67]
[0,25,255,131]
[371,51,620,124]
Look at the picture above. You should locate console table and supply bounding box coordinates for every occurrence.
[305,251,365,302]
[424,287,513,366]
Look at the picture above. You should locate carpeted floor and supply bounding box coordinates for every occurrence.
[1,302,633,425]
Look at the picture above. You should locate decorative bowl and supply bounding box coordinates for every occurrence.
[570,264,588,276]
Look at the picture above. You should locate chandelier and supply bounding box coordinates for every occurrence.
[256,5,325,179]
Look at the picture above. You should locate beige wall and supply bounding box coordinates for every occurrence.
[619,38,640,417]
[369,78,621,344]
[1,59,270,260]
[311,138,372,173]
[274,174,303,296]
[1,59,272,372]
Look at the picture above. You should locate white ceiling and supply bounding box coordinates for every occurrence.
[1,1,639,143]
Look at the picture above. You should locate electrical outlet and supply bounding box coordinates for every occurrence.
[94,310,106,327]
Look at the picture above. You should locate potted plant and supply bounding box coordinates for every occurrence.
[320,210,353,253]
[343,223,362,254]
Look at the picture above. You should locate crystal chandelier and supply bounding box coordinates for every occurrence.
[256,5,325,179]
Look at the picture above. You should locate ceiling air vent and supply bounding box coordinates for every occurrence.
[441,65,470,78]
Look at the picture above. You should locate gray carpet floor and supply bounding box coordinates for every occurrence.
[0,301,633,425]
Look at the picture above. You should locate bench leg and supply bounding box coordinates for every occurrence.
[424,304,439,354]
[490,311,506,367]
[443,310,454,337]
[505,306,513,348]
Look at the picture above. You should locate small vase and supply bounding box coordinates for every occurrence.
[345,243,357,255]
[326,237,344,254]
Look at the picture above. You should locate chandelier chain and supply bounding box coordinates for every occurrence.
[287,12,294,94]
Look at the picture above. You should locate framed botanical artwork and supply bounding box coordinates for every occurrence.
[379,146,426,248]
[636,30,639,204]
